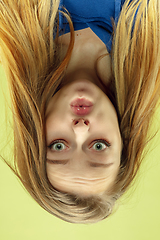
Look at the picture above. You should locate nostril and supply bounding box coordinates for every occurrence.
[73,120,79,125]
[73,119,89,126]
[84,120,89,125]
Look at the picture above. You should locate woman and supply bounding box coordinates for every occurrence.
[0,0,160,223]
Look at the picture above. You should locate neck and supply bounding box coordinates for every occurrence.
[58,28,112,89]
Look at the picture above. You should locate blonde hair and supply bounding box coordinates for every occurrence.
[0,0,160,223]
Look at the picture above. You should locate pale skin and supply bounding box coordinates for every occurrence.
[45,28,122,197]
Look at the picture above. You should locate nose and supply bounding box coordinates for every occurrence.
[72,119,90,133]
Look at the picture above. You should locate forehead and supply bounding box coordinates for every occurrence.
[46,161,119,197]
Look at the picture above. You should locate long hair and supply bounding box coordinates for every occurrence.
[0,0,160,223]
[113,0,160,194]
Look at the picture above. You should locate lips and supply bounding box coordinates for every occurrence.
[70,98,93,116]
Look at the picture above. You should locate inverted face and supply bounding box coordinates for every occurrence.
[45,79,122,197]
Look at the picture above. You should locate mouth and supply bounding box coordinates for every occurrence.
[70,98,93,116]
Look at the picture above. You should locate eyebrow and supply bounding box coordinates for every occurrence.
[47,159,113,168]
[47,159,69,165]
[88,162,113,168]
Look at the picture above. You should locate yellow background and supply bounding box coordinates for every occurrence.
[0,65,160,240]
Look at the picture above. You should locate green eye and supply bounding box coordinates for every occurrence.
[52,143,66,151]
[48,140,67,152]
[91,140,110,151]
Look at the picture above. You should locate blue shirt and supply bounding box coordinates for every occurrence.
[59,0,126,52]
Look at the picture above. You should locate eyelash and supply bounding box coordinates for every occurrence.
[91,139,111,147]
[48,139,111,151]
[48,139,68,150]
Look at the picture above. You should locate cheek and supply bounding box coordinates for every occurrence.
[45,113,62,142]
[46,113,55,132]
[46,111,61,127]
